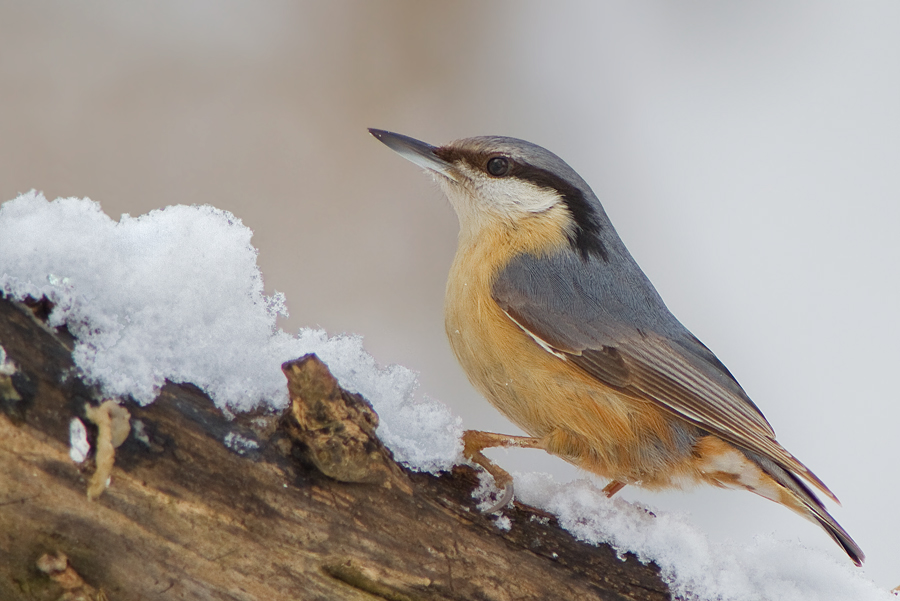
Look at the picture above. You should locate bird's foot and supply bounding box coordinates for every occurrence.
[602,480,626,497]
[462,429,543,513]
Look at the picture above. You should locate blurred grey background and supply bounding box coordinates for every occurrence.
[2,0,897,585]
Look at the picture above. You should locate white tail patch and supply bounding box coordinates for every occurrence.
[697,445,783,505]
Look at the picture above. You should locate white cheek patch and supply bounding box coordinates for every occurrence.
[445,164,563,219]
[481,178,561,215]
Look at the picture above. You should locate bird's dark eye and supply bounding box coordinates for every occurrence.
[486,156,511,177]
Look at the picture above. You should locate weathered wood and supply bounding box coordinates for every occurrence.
[0,294,670,601]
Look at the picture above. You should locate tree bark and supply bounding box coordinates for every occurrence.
[0,294,670,601]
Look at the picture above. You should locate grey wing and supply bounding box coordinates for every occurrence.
[493,251,838,502]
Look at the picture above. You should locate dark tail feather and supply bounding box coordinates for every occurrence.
[784,469,865,566]
[741,449,865,566]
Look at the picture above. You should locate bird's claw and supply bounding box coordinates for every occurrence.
[481,481,514,514]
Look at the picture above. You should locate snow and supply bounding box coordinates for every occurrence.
[223,431,260,455]
[290,328,463,472]
[0,345,15,376]
[493,514,512,532]
[0,192,891,600]
[515,473,891,601]
[68,418,89,463]
[0,192,461,472]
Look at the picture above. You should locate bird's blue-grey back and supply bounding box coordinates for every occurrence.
[482,137,808,465]
[481,136,755,407]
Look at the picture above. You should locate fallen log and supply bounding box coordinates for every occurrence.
[0,294,669,600]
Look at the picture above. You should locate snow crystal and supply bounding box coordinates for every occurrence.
[0,345,15,376]
[223,431,260,455]
[493,514,512,531]
[131,419,151,447]
[69,418,89,463]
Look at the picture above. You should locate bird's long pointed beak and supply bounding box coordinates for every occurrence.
[368,128,459,182]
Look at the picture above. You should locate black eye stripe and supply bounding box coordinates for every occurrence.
[432,144,608,262]
[505,163,609,262]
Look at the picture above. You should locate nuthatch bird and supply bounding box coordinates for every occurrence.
[369,128,863,566]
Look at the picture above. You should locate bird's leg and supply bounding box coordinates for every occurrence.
[462,429,544,513]
[602,480,626,497]
[463,430,626,509]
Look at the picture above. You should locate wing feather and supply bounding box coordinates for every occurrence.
[493,253,838,503]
